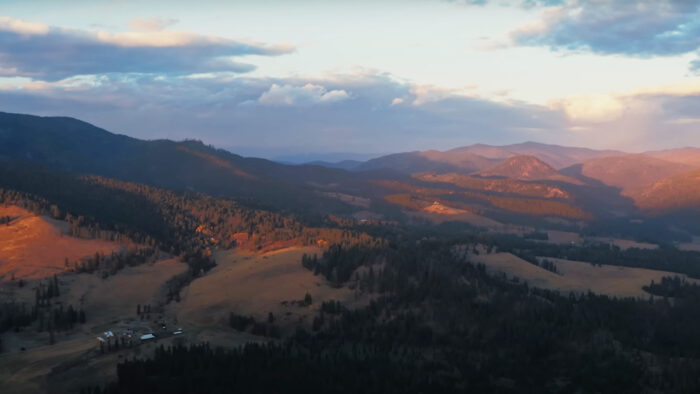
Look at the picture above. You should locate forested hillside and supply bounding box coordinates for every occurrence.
[100,236,700,393]
[0,112,368,214]
[0,159,382,254]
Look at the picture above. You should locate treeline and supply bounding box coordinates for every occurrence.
[495,235,700,278]
[67,248,159,277]
[1,276,86,348]
[100,342,443,394]
[164,249,216,303]
[301,244,386,286]
[508,249,560,274]
[35,277,87,334]
[449,233,700,279]
[643,276,700,298]
[0,186,152,246]
[0,302,34,333]
[228,312,281,338]
[0,160,381,258]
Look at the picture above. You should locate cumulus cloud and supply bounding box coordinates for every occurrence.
[550,94,625,123]
[0,16,293,81]
[258,83,349,106]
[509,0,700,57]
[541,82,700,149]
[0,71,698,154]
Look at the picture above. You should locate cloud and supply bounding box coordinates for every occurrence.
[258,83,349,106]
[410,84,478,106]
[128,18,179,32]
[0,16,294,81]
[551,81,700,126]
[0,72,564,153]
[0,71,698,155]
[550,94,625,123]
[691,58,700,73]
[0,16,49,35]
[508,0,700,57]
[667,117,700,125]
[447,0,565,6]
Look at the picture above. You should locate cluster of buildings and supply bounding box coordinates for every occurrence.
[96,327,184,348]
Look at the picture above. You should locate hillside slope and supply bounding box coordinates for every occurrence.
[448,142,623,169]
[355,141,623,174]
[563,154,693,195]
[634,169,700,213]
[0,205,129,279]
[356,150,498,174]
[478,155,579,183]
[0,111,363,213]
[645,148,700,168]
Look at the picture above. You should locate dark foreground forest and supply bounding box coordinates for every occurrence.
[98,237,700,393]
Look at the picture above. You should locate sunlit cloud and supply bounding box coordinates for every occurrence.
[0,16,49,35]
[508,0,700,60]
[0,16,294,81]
[550,94,625,123]
[258,83,350,106]
[128,17,179,32]
[410,84,478,106]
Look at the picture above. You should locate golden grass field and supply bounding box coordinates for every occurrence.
[468,248,696,298]
[0,242,366,393]
[0,256,189,393]
[0,206,130,280]
[173,247,363,344]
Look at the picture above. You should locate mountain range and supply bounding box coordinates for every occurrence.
[1,111,700,238]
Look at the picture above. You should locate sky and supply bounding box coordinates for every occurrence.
[0,0,698,160]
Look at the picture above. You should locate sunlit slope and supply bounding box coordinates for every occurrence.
[0,206,129,280]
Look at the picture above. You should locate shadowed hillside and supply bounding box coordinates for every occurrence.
[0,112,367,214]
[562,154,693,195]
